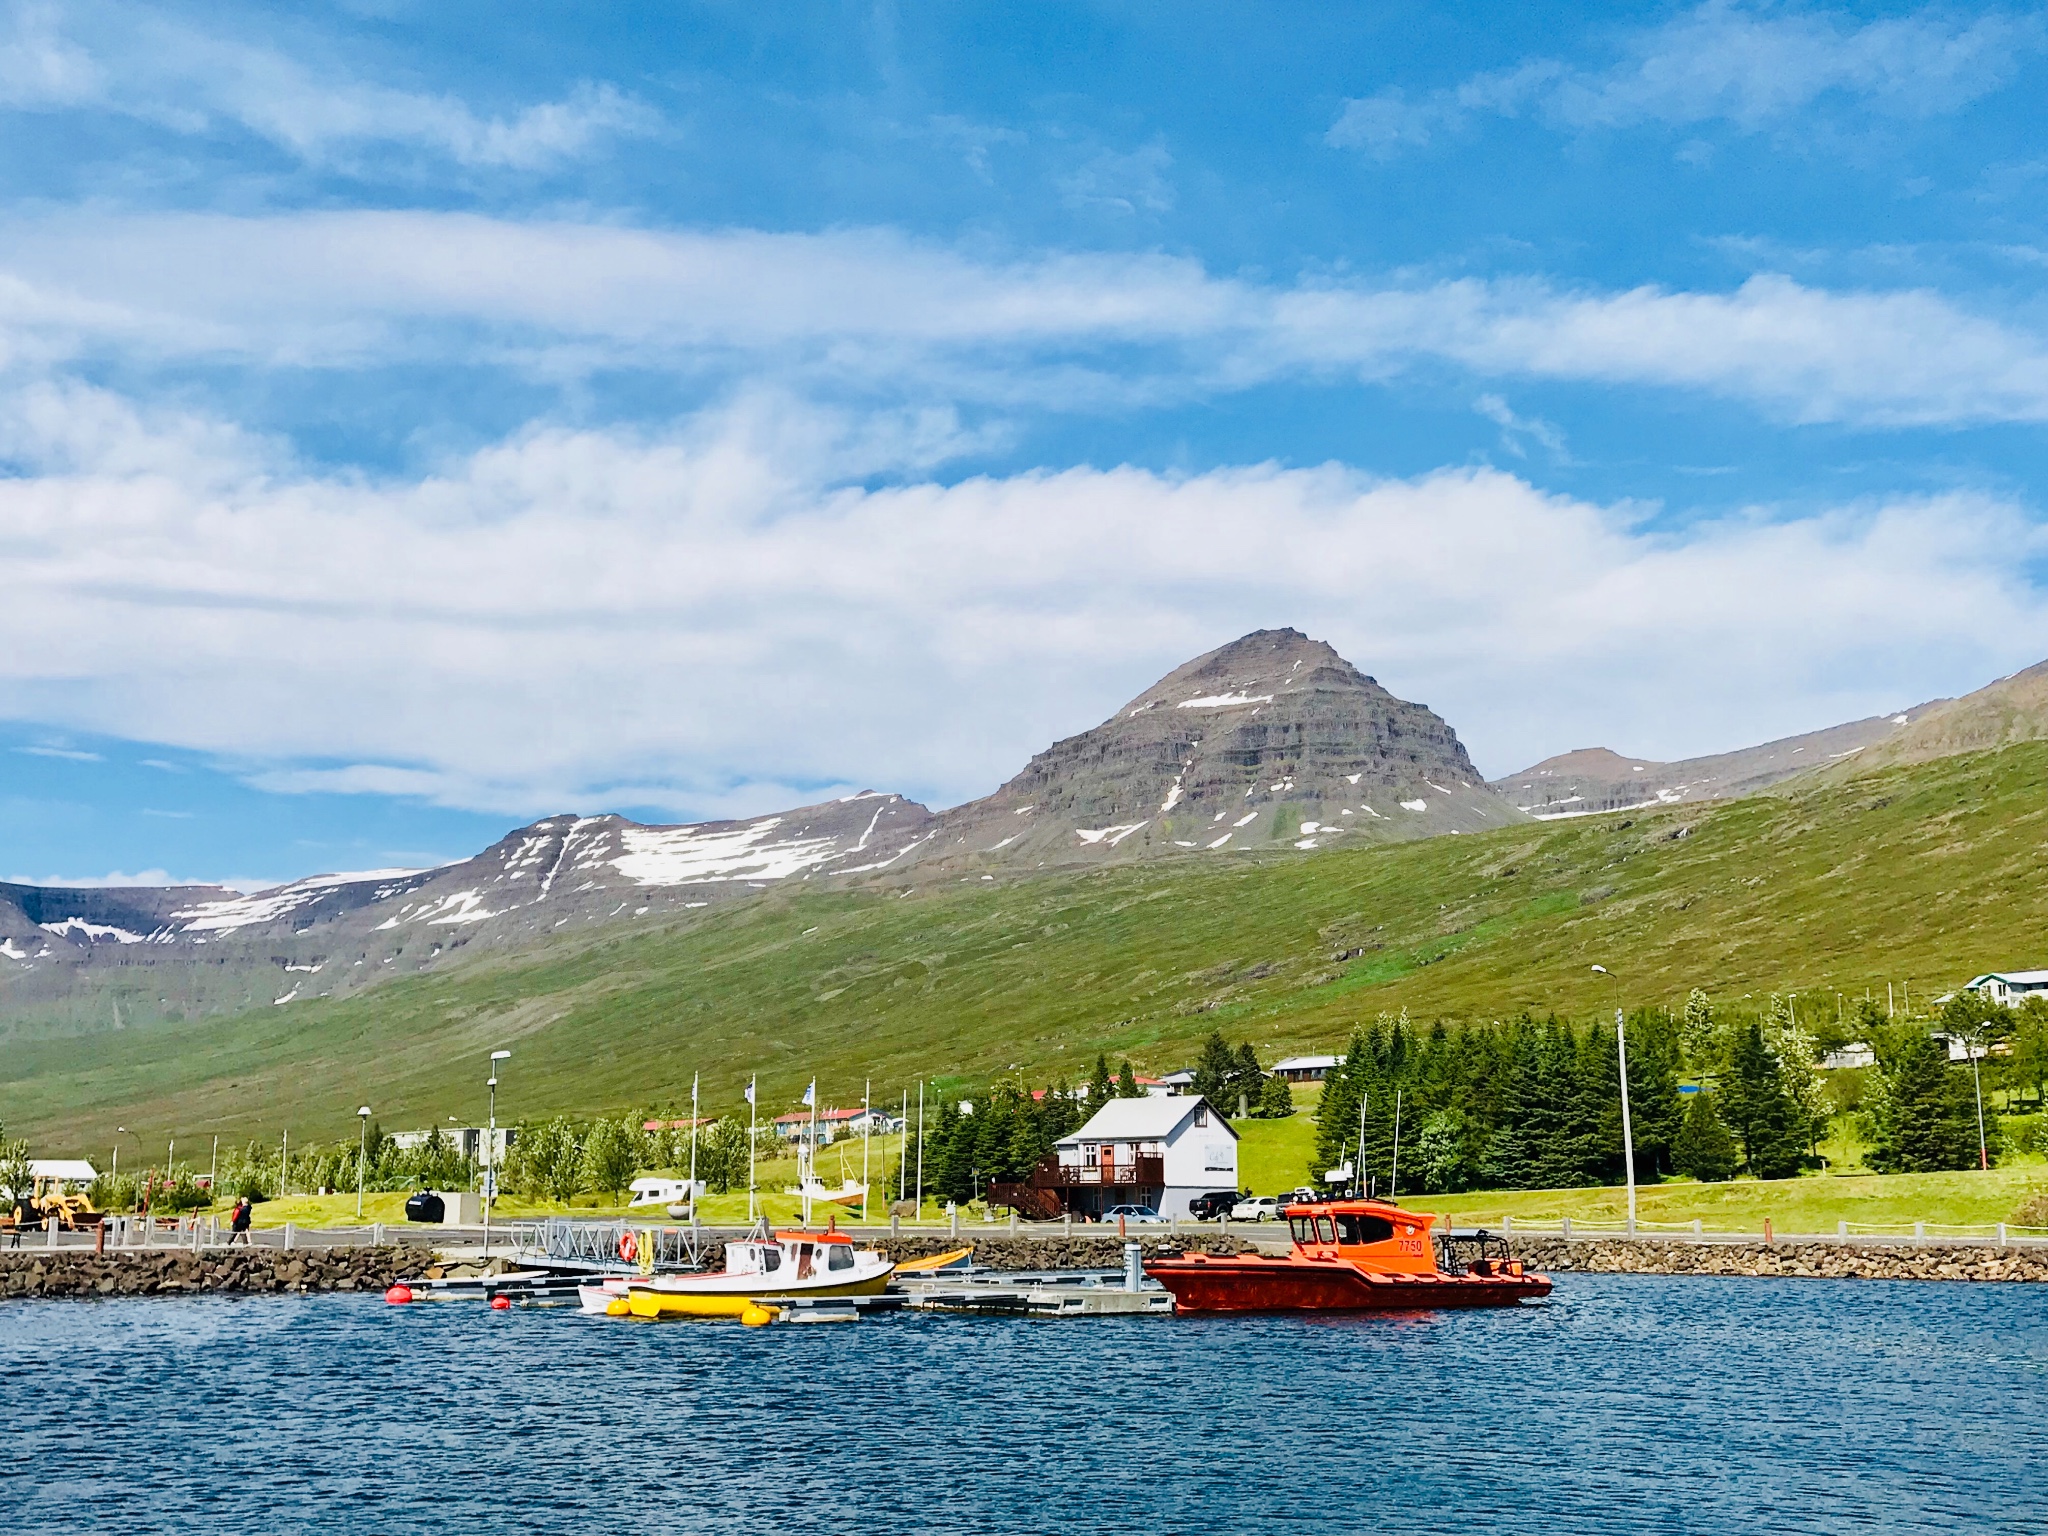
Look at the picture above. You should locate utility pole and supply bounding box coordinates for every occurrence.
[355,1107,371,1221]
[861,1078,872,1223]
[1594,967,1639,1236]
[483,1049,509,1255]
[689,1072,699,1222]
[915,1081,926,1217]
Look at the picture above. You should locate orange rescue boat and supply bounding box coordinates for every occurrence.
[1145,1196,1551,1313]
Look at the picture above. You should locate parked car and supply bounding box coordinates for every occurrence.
[1101,1204,1167,1224]
[1231,1194,1283,1222]
[1186,1190,1243,1222]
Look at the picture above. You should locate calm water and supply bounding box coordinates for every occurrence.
[6,1276,2046,1534]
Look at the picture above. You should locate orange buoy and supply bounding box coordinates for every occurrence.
[490,1294,512,1310]
[384,1284,413,1305]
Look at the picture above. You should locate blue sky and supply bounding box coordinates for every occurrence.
[5,0,2048,886]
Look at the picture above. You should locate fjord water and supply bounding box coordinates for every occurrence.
[9,1277,2043,1533]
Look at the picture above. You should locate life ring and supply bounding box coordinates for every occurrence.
[617,1230,639,1264]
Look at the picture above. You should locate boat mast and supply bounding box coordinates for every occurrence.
[746,1073,758,1224]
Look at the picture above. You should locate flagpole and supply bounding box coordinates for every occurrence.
[899,1089,908,1204]
[746,1074,757,1225]
[689,1072,699,1224]
[806,1078,818,1229]
[862,1077,871,1223]
[915,1080,925,1219]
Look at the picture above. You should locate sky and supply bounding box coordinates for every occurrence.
[6,0,2048,888]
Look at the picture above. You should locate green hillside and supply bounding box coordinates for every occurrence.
[10,740,2048,1154]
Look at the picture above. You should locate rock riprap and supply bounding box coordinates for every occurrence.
[1508,1238,2048,1282]
[0,1247,416,1298]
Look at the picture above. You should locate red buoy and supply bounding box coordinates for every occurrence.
[490,1294,511,1310]
[384,1284,413,1305]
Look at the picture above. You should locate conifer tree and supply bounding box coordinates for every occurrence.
[1088,1052,1114,1105]
[1671,1090,1737,1181]
[1867,1030,1987,1172]
[1192,1030,1238,1106]
[1256,1072,1294,1118]
[1115,1060,1142,1099]
[1233,1041,1265,1114]
[1680,989,1717,1067]
[1720,1022,1806,1179]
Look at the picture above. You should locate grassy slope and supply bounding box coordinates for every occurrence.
[12,741,2048,1154]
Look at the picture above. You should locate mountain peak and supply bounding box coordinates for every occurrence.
[927,627,1516,864]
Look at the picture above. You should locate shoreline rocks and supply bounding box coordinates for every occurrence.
[0,1246,415,1299]
[1507,1237,2048,1282]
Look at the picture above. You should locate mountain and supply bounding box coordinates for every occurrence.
[1491,703,1947,818]
[17,733,2048,1147]
[0,795,934,1032]
[1821,660,2048,777]
[921,628,1517,864]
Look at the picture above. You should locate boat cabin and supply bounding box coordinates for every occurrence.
[722,1230,864,1283]
[1283,1198,1438,1276]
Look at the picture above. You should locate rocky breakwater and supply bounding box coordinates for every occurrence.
[0,1246,415,1299]
[1510,1237,2048,1283]
[879,1234,1253,1269]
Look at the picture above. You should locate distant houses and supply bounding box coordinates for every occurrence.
[770,1106,900,1144]
[1273,1054,1342,1082]
[1965,970,2048,1005]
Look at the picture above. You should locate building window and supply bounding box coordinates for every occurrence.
[1194,1105,1209,1127]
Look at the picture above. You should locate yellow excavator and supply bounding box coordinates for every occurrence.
[3,1176,103,1232]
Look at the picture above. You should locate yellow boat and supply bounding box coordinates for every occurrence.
[624,1227,894,1319]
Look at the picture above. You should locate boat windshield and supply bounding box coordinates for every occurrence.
[1334,1214,1394,1245]
[828,1244,854,1271]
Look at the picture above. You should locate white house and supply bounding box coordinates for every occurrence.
[1966,971,2048,1004]
[1274,1054,1343,1082]
[1042,1095,1239,1219]
[1820,1042,1876,1070]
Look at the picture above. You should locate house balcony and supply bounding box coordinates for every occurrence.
[1025,1154,1165,1189]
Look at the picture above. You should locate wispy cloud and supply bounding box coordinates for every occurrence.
[1329,2,2046,157]
[0,381,2041,813]
[16,743,101,761]
[0,0,656,170]
[4,212,2046,428]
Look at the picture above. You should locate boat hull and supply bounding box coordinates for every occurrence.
[625,1271,891,1318]
[1145,1256,1551,1313]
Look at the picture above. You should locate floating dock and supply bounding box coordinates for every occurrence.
[895,1267,1175,1317]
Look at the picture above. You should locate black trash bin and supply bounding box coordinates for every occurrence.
[404,1190,445,1224]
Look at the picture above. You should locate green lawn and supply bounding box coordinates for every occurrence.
[15,740,2048,1154]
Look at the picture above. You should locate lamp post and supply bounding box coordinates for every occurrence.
[355,1106,371,1221]
[1591,966,1639,1236]
[483,1049,510,1256]
[1967,1022,1992,1172]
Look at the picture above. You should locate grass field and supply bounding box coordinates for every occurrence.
[13,740,2048,1153]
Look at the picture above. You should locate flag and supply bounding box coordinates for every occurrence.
[744,1077,755,1106]
[802,1079,816,1108]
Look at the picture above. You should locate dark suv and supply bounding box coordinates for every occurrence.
[1186,1189,1244,1222]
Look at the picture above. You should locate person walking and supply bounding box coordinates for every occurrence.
[229,1196,252,1245]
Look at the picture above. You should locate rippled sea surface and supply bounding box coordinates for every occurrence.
[7,1275,2047,1534]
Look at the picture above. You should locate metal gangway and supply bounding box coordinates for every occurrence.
[520,1216,723,1273]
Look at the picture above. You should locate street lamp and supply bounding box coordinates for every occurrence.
[1591,967,1639,1236]
[483,1049,510,1256]
[355,1106,372,1221]
[1966,1022,1993,1172]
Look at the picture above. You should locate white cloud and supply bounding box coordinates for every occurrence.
[1330,2,2045,155]
[3,212,2048,427]
[0,0,655,169]
[15,743,101,761]
[0,380,2042,819]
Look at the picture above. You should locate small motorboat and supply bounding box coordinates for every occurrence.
[1144,1196,1551,1313]
[622,1226,894,1318]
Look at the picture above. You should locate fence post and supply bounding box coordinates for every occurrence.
[1560,1216,1571,1239]
[1913,1221,1925,1240]
[1764,1219,1773,1244]
[1692,1219,1701,1236]
[45,1216,57,1249]
[373,1222,385,1247]
[1064,1213,1072,1238]
[1009,1210,1018,1237]
[1502,1215,1511,1235]
[948,1204,959,1238]
[284,1221,295,1252]
[1997,1223,2008,1247]
[889,1212,900,1237]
